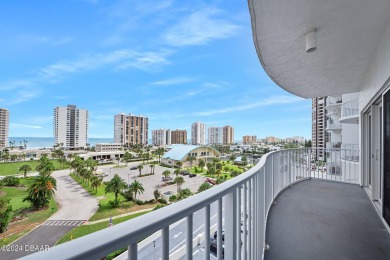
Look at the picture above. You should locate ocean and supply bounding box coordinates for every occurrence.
[8,137,114,149]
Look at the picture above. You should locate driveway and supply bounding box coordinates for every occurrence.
[0,169,98,259]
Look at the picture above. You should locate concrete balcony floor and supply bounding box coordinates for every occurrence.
[265,180,390,260]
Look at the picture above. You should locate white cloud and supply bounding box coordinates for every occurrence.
[10,123,42,129]
[163,8,239,46]
[150,77,195,86]
[194,96,304,116]
[7,89,40,105]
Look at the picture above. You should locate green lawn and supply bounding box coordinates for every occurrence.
[0,160,69,176]
[0,180,58,247]
[183,161,246,181]
[56,211,150,245]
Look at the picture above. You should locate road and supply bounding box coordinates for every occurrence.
[0,169,98,259]
[115,201,222,260]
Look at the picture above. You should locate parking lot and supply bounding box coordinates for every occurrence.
[96,162,207,200]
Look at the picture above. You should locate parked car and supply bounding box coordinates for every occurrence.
[213,230,225,241]
[210,238,224,258]
[189,173,197,178]
[205,178,217,185]
[130,165,138,170]
[162,176,173,181]
[100,172,108,177]
[181,171,190,176]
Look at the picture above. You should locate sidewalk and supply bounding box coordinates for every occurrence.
[84,208,154,225]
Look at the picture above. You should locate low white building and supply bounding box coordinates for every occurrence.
[95,143,122,152]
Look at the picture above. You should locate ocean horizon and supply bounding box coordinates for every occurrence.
[8,137,114,149]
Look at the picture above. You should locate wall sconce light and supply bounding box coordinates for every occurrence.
[305,29,317,53]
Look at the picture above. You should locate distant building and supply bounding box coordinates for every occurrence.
[312,97,329,160]
[54,105,88,148]
[208,126,223,145]
[171,129,187,144]
[0,108,9,150]
[191,121,206,145]
[152,129,171,146]
[114,114,149,146]
[223,125,234,145]
[243,135,257,144]
[161,144,220,166]
[95,143,122,152]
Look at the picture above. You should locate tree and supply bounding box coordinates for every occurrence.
[198,183,212,193]
[36,156,55,176]
[90,176,102,193]
[0,197,12,233]
[215,162,222,171]
[198,159,205,172]
[174,176,185,192]
[129,180,144,200]
[208,166,216,176]
[19,164,32,178]
[105,174,127,206]
[162,170,171,185]
[186,155,196,171]
[149,164,155,174]
[176,161,183,169]
[2,153,10,162]
[24,175,57,209]
[153,189,160,202]
[123,151,132,166]
[10,154,17,162]
[305,140,312,148]
[174,168,181,177]
[137,164,144,177]
[242,156,248,166]
[156,148,165,163]
[177,188,192,200]
[216,169,221,177]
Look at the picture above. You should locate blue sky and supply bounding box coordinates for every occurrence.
[0,0,311,139]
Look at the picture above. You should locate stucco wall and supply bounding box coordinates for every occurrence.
[359,21,390,110]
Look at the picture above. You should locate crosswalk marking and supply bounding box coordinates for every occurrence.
[42,220,85,226]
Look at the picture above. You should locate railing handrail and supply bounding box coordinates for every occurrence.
[26,148,360,260]
[341,98,359,118]
[25,151,274,260]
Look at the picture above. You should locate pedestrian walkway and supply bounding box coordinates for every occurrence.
[85,208,153,225]
[42,220,85,226]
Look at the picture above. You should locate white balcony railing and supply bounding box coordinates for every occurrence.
[326,120,342,130]
[341,98,359,118]
[26,148,360,260]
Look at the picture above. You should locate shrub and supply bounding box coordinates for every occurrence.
[198,182,212,193]
[157,199,167,204]
[121,189,134,201]
[0,197,12,233]
[1,176,20,186]
[169,195,177,202]
[107,200,120,208]
[135,199,145,205]
[153,204,166,211]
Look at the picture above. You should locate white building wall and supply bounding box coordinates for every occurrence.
[208,127,223,145]
[77,109,88,147]
[54,107,68,146]
[114,114,126,145]
[191,122,206,145]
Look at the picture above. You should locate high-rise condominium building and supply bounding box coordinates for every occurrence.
[171,130,187,144]
[191,121,206,145]
[208,127,223,145]
[54,105,88,148]
[223,125,234,145]
[152,129,171,146]
[114,114,148,146]
[0,108,9,149]
[243,135,257,145]
[312,97,329,160]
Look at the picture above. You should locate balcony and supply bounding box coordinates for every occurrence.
[326,120,342,131]
[340,98,359,124]
[24,148,389,260]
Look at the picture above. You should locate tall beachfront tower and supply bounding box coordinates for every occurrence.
[208,126,223,145]
[54,105,88,148]
[312,97,328,160]
[223,125,234,145]
[152,128,171,146]
[191,121,206,145]
[114,114,148,146]
[171,129,187,144]
[0,108,9,149]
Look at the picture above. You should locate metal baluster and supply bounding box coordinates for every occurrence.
[249,179,253,260]
[225,189,237,260]
[187,214,193,259]
[205,205,210,260]
[253,176,257,260]
[237,186,241,260]
[128,243,137,260]
[162,226,169,260]
[217,198,223,260]
[243,182,248,260]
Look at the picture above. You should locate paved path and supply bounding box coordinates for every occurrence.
[85,208,153,225]
[0,170,98,259]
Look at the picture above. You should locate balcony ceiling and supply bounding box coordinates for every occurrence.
[248,0,390,98]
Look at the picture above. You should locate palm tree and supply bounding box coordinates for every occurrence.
[90,176,102,193]
[229,155,236,164]
[19,164,32,178]
[216,169,221,177]
[105,174,127,205]
[36,156,55,176]
[215,162,222,171]
[162,170,171,185]
[153,189,160,202]
[156,148,165,163]
[186,155,196,171]
[208,166,216,177]
[174,168,181,177]
[137,164,144,177]
[198,159,205,172]
[149,164,154,174]
[176,161,183,169]
[23,175,57,209]
[129,180,144,200]
[151,161,158,174]
[10,154,17,162]
[174,176,185,192]
[84,170,93,186]
[2,153,9,162]
[21,153,27,162]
